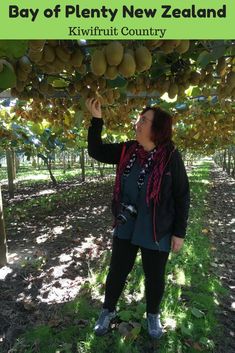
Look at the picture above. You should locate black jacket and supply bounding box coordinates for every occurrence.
[88,117,190,244]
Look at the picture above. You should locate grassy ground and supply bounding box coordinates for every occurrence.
[5,161,228,353]
[0,165,115,185]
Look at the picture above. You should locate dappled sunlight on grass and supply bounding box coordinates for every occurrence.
[2,160,232,353]
[0,266,13,280]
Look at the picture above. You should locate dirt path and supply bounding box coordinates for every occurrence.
[206,163,235,353]
[0,176,115,352]
[0,163,234,352]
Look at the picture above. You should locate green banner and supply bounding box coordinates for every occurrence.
[0,0,234,39]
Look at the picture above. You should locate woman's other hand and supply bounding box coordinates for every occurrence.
[171,235,184,253]
[85,98,102,118]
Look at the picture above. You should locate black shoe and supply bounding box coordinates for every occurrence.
[147,313,164,339]
[94,309,116,336]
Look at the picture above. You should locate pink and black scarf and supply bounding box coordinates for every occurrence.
[113,140,176,208]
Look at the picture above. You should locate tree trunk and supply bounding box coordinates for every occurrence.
[63,151,66,174]
[227,148,231,175]
[12,149,16,179]
[71,153,76,166]
[6,149,14,198]
[91,158,95,171]
[80,148,85,182]
[0,185,7,267]
[97,161,104,178]
[232,154,235,178]
[223,150,226,171]
[66,152,71,169]
[37,155,40,170]
[15,155,20,172]
[46,159,57,186]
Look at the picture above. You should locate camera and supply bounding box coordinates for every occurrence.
[116,203,138,225]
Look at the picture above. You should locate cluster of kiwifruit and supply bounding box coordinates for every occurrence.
[97,96,154,133]
[70,53,231,104]
[217,70,235,99]
[10,40,86,99]
[0,126,12,140]
[28,40,85,75]
[173,119,233,154]
[125,69,188,99]
[145,40,191,54]
[126,57,230,100]
[13,56,33,94]
[211,56,235,99]
[91,41,152,79]
[176,109,234,141]
[9,40,233,105]
[10,98,71,128]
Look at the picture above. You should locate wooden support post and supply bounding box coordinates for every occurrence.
[0,185,7,267]
[6,149,14,198]
[80,148,85,182]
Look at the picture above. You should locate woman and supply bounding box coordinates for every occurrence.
[86,98,190,339]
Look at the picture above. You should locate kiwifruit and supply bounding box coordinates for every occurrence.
[135,46,152,72]
[15,80,25,93]
[161,41,181,54]
[43,45,56,63]
[113,89,120,99]
[28,49,43,63]
[168,82,178,99]
[91,50,107,76]
[175,40,190,54]
[28,40,46,52]
[74,81,82,91]
[106,90,114,104]
[127,81,137,94]
[161,78,171,93]
[224,85,232,96]
[47,40,59,47]
[53,57,65,72]
[55,46,71,63]
[39,80,49,94]
[68,83,76,96]
[77,63,87,75]
[205,64,214,73]
[70,49,84,67]
[145,40,163,50]
[18,56,32,73]
[16,67,28,82]
[105,66,119,80]
[204,73,213,85]
[98,77,106,90]
[216,57,226,76]
[105,41,124,66]
[90,82,97,92]
[231,87,235,99]
[226,71,235,88]
[178,85,186,97]
[80,86,90,98]
[86,72,97,84]
[190,71,201,85]
[118,53,136,78]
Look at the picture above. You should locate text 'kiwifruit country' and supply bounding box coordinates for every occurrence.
[8,4,227,23]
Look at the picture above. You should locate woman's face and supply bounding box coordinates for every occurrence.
[135,109,154,145]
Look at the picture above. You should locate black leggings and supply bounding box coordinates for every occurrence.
[103,236,170,314]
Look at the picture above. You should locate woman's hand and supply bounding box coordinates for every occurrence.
[85,98,102,118]
[171,235,184,253]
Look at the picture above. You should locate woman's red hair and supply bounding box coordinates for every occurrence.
[141,106,173,145]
